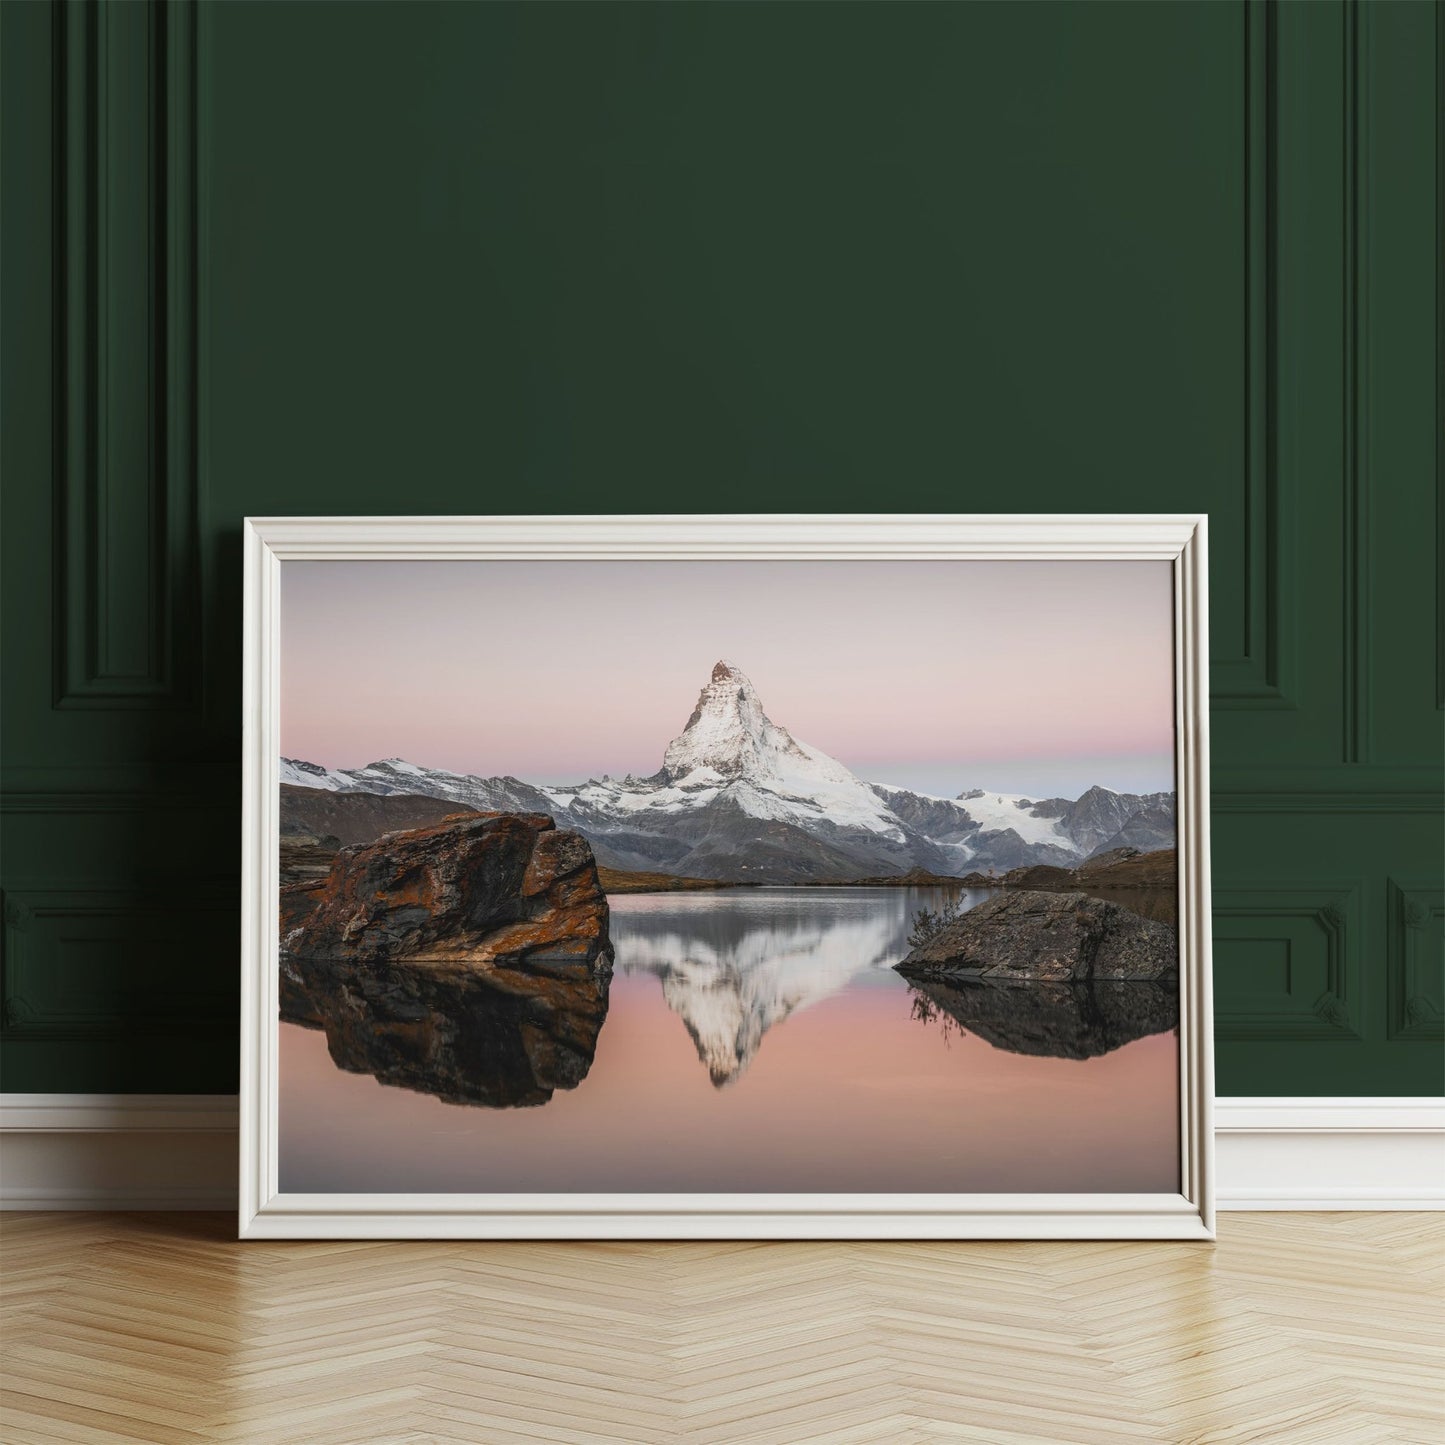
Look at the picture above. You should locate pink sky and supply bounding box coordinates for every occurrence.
[280,560,1176,797]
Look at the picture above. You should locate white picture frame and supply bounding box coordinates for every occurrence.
[240,514,1214,1240]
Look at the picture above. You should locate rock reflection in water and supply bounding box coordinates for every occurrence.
[280,952,610,1108]
[907,977,1177,1061]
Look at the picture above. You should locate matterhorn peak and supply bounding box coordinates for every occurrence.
[659,660,860,792]
[661,661,770,783]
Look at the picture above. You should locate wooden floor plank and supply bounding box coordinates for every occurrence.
[0,1212,1440,1444]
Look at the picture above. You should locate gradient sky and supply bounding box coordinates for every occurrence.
[280,560,1176,798]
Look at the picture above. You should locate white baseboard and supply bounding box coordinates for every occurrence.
[2,1094,1441,1213]
[1213,1097,1445,1210]
[1,1095,239,1210]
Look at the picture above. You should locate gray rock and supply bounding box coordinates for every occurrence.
[1059,786,1175,855]
[896,889,1176,982]
[967,827,1079,871]
[1088,804,1176,858]
[278,830,341,886]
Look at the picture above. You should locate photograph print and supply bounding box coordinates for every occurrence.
[273,552,1186,1200]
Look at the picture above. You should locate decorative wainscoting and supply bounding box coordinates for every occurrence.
[1212,883,1364,1042]
[2,3,1439,1106]
[1,1095,1440,1213]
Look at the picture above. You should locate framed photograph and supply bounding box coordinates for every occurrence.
[240,515,1213,1239]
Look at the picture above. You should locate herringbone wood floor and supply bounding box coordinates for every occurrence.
[0,1213,1440,1444]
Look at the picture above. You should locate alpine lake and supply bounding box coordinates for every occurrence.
[279,884,1179,1194]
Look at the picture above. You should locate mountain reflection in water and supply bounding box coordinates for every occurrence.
[612,887,990,1086]
[279,886,1182,1194]
[279,951,610,1108]
[279,885,1177,1107]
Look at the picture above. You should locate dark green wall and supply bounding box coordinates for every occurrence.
[3,0,1440,1095]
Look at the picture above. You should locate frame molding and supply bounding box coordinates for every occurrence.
[239,514,1214,1240]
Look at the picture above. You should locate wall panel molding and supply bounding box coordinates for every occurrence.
[1212,765,1442,813]
[52,0,199,710]
[2,0,1436,1101]
[1215,0,1294,711]
[1386,878,1444,1042]
[1341,0,1371,762]
[0,884,234,1042]
[1,761,238,808]
[0,787,231,816]
[1437,0,1444,717]
[1213,882,1363,1041]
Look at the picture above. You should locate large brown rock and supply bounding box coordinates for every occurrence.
[896,889,1176,982]
[278,812,614,1107]
[279,812,611,967]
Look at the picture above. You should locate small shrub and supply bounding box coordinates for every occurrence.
[908,898,961,948]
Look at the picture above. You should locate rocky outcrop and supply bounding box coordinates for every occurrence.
[1060,786,1175,856]
[965,829,1080,872]
[1072,847,1176,892]
[906,977,1177,1060]
[896,889,1176,982]
[994,863,1074,889]
[981,847,1176,893]
[279,812,614,1107]
[279,831,342,886]
[281,782,479,848]
[280,812,611,967]
[1087,803,1176,858]
[800,866,975,888]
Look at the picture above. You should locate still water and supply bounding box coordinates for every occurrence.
[279,887,1179,1194]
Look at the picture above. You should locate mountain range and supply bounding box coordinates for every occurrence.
[281,659,1174,883]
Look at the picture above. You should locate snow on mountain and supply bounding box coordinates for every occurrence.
[279,659,1174,881]
[662,660,858,789]
[281,756,558,816]
[279,758,356,791]
[557,660,903,841]
[873,782,1072,851]
[949,790,1075,847]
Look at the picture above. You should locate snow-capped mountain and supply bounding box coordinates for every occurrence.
[279,756,555,815]
[280,659,1174,881]
[545,660,906,862]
